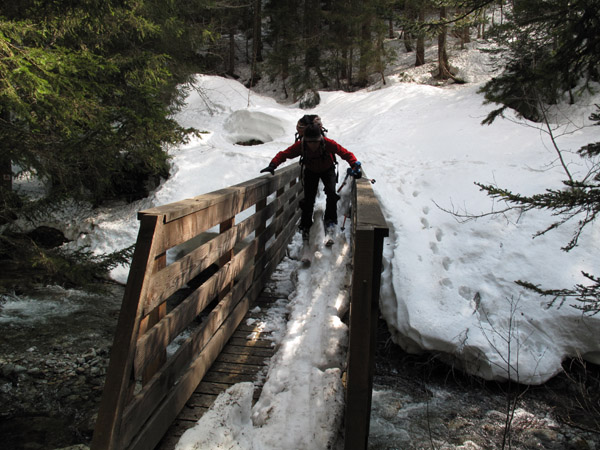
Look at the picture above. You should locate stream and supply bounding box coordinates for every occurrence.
[2,286,600,449]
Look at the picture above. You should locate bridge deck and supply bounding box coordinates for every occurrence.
[155,291,283,450]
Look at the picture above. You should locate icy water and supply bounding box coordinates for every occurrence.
[0,285,123,449]
[2,286,600,449]
[369,321,600,450]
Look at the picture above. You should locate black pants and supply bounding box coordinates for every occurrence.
[300,166,340,230]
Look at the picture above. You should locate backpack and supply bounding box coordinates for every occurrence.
[295,115,328,141]
[296,115,338,180]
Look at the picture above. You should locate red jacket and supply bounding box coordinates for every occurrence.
[270,137,357,174]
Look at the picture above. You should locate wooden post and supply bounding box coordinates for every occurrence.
[91,215,162,450]
[344,175,388,450]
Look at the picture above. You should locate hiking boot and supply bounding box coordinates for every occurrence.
[325,221,336,236]
[301,228,310,242]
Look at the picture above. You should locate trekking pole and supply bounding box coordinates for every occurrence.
[341,209,350,231]
[337,162,375,231]
[337,169,352,193]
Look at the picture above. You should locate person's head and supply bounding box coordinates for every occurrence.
[296,115,323,138]
[302,123,323,148]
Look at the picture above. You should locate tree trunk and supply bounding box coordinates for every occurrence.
[228,28,236,76]
[0,159,11,193]
[304,0,322,85]
[0,109,10,193]
[357,17,373,87]
[415,4,425,66]
[252,0,263,63]
[404,31,414,52]
[436,6,452,79]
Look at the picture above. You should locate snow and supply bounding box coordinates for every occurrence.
[64,41,600,448]
[177,230,352,450]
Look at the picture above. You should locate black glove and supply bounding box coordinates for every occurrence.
[352,162,362,179]
[260,164,276,175]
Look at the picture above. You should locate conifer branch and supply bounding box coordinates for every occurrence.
[517,272,600,316]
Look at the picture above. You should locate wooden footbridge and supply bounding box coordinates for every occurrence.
[91,164,388,450]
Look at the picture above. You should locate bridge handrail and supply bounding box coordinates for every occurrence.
[91,164,302,450]
[344,173,389,450]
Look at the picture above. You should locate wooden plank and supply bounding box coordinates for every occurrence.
[344,230,375,450]
[138,204,293,390]
[176,404,213,422]
[140,164,300,224]
[194,381,232,396]
[151,191,245,256]
[91,215,162,450]
[124,292,253,450]
[192,384,262,402]
[144,228,237,309]
[355,174,389,235]
[143,184,300,310]
[201,371,259,385]
[231,331,273,345]
[183,395,218,410]
[157,245,291,449]
[135,229,266,373]
[216,352,269,366]
[149,181,296,256]
[155,420,200,450]
[148,227,294,448]
[125,287,249,440]
[134,204,294,375]
[141,190,300,317]
[226,337,274,348]
[208,361,264,375]
[220,343,275,358]
[236,322,267,332]
[144,211,297,450]
[123,219,287,449]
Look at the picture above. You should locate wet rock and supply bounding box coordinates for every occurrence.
[298,89,321,109]
[26,226,69,249]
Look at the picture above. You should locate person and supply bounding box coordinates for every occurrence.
[260,121,361,241]
[294,114,327,141]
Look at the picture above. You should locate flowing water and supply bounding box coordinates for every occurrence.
[369,320,600,450]
[0,285,123,449]
[2,286,600,450]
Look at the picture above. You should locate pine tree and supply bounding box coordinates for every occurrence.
[436,4,453,79]
[476,107,600,312]
[327,0,359,88]
[466,0,600,312]
[0,0,220,288]
[263,0,302,96]
[0,1,203,206]
[479,0,600,123]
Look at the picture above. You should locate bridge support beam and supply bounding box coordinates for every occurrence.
[344,175,389,450]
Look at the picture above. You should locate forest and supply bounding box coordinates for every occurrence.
[1,0,599,296]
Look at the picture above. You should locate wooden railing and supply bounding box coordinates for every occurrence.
[91,164,388,450]
[91,164,302,450]
[344,173,389,450]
